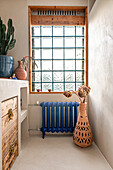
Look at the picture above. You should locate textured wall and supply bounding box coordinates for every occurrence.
[0,0,28,69]
[88,0,113,168]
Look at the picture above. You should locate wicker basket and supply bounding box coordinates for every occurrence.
[73,102,93,147]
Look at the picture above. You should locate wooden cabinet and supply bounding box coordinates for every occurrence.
[1,96,18,170]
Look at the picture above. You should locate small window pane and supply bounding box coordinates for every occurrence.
[32,49,40,59]
[76,71,84,82]
[76,83,84,91]
[53,26,63,36]
[42,72,52,82]
[32,26,40,36]
[65,49,75,59]
[42,83,52,92]
[54,83,63,92]
[53,37,63,47]
[76,37,84,47]
[76,60,84,70]
[76,26,84,36]
[65,37,75,47]
[42,49,52,59]
[65,83,75,91]
[65,72,75,82]
[76,49,84,59]
[65,60,75,70]
[53,49,63,59]
[42,37,52,47]
[32,83,41,92]
[42,60,52,70]
[32,60,40,71]
[53,60,63,70]
[32,38,40,47]
[65,26,75,36]
[32,72,41,82]
[42,26,52,36]
[53,72,63,82]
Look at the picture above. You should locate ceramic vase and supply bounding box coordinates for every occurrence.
[73,102,93,147]
[15,61,27,80]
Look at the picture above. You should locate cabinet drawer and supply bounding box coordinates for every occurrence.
[2,109,17,135]
[2,140,18,170]
[1,97,17,117]
[2,122,18,151]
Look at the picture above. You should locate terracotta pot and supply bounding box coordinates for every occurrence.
[73,102,93,147]
[15,61,27,80]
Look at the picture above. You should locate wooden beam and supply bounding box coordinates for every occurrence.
[85,7,88,86]
[28,7,32,93]
[31,15,85,26]
[29,6,87,11]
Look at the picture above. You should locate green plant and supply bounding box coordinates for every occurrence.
[0,17,16,55]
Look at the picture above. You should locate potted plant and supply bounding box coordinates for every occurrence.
[63,85,93,147]
[0,17,16,78]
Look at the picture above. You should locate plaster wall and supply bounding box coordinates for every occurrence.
[88,0,113,168]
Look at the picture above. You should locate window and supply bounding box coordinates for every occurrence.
[29,6,88,93]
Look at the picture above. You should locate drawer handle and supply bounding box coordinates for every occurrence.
[9,144,14,157]
[8,109,13,120]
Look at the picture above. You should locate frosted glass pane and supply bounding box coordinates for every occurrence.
[53,49,63,59]
[76,83,83,90]
[32,83,41,92]
[53,72,63,82]
[53,26,63,36]
[65,83,75,91]
[42,26,52,36]
[54,83,63,92]
[53,60,63,70]
[53,37,63,47]
[65,60,75,70]
[32,72,41,82]
[65,49,75,59]
[65,37,75,47]
[42,37,52,47]
[42,72,52,82]
[42,49,52,59]
[76,71,84,82]
[65,72,75,82]
[76,26,84,36]
[32,49,40,59]
[42,83,52,92]
[76,60,84,70]
[76,49,84,59]
[32,60,40,70]
[65,26,75,36]
[32,26,40,36]
[32,38,40,47]
[42,60,52,70]
[76,37,84,47]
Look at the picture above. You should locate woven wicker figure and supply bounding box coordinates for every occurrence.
[73,102,93,147]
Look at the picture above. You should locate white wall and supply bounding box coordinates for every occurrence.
[88,0,113,168]
[0,0,28,69]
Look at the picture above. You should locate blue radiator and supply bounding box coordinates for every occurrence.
[40,102,79,138]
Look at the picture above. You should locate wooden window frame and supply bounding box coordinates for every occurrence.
[28,6,88,94]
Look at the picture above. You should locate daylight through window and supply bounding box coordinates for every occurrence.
[31,25,85,92]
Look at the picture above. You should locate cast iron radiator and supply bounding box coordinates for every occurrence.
[40,102,79,138]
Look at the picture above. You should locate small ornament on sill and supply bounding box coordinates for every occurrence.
[48,89,52,92]
[10,73,17,80]
[37,89,41,92]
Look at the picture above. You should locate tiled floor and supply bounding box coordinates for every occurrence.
[11,135,112,170]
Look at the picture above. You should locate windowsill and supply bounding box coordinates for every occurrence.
[30,92,64,94]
